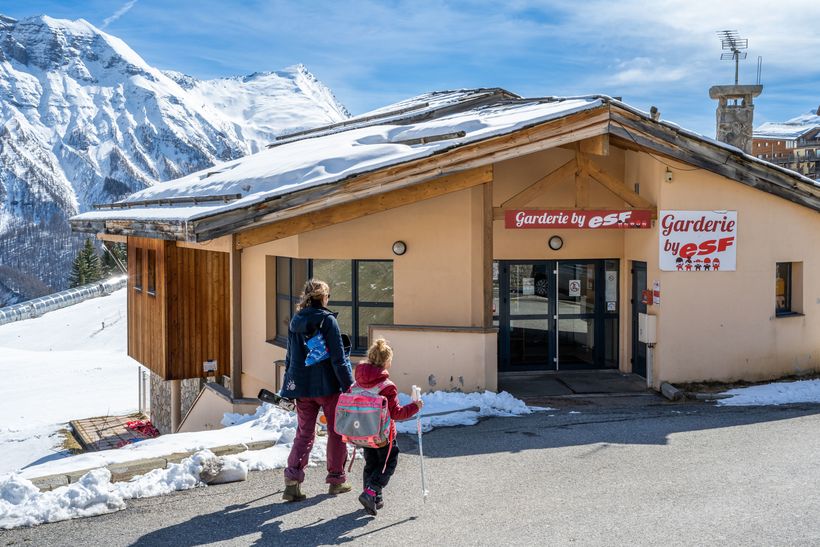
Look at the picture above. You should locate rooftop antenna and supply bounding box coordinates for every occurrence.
[717,30,748,85]
[756,55,763,85]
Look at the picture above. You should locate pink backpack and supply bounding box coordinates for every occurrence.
[335,380,395,471]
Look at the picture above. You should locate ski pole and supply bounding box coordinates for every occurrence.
[412,385,428,502]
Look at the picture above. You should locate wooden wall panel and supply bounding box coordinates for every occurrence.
[165,246,230,381]
[127,237,168,378]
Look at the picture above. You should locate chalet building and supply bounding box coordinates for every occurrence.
[753,106,820,180]
[71,89,820,433]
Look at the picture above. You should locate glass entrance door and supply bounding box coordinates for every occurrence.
[557,262,597,368]
[498,259,619,371]
[497,262,553,371]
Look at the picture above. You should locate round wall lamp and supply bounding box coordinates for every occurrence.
[548,235,564,251]
[392,240,407,256]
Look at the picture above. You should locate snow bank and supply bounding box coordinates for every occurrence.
[717,379,820,406]
[396,390,534,433]
[0,450,228,529]
[2,390,535,529]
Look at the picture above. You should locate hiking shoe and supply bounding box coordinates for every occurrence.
[358,490,378,516]
[376,495,384,510]
[328,482,352,495]
[282,480,306,502]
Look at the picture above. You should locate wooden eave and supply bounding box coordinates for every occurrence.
[608,105,820,212]
[70,99,820,243]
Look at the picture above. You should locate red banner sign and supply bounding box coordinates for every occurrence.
[505,209,652,229]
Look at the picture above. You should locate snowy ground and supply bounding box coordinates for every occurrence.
[4,287,818,529]
[717,379,820,406]
[0,289,139,475]
[2,392,534,529]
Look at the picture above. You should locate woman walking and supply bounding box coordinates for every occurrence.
[280,279,354,501]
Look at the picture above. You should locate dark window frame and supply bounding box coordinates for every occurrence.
[134,248,143,292]
[146,249,157,296]
[273,258,394,354]
[775,262,792,316]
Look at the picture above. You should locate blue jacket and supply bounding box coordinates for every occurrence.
[280,304,354,399]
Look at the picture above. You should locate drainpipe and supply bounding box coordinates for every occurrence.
[646,343,654,388]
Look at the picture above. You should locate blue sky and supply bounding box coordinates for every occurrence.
[2,0,819,136]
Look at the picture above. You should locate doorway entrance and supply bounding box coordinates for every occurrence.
[495,260,619,371]
[631,261,648,377]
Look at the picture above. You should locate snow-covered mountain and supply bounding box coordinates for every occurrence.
[0,14,349,306]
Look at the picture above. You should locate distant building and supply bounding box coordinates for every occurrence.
[753,106,820,180]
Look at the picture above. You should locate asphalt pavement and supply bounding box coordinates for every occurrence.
[4,394,820,546]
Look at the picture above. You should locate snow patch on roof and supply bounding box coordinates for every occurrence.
[72,97,604,224]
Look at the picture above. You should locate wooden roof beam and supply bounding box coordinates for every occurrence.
[577,155,654,209]
[499,159,577,209]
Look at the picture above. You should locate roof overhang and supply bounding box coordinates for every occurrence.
[70,98,820,246]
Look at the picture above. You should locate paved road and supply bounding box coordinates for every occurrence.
[4,395,820,546]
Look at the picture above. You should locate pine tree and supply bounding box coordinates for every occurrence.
[101,242,128,277]
[69,238,103,287]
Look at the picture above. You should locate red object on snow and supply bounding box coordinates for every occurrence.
[125,419,160,438]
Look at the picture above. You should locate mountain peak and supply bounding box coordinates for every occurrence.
[0,14,350,306]
[0,14,16,28]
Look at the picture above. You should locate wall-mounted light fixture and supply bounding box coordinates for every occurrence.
[548,235,563,251]
[392,240,407,256]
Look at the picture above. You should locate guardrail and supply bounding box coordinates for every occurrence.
[0,275,128,326]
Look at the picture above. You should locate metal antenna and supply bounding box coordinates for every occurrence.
[756,56,763,85]
[717,30,748,85]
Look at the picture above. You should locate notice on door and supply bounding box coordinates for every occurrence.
[569,279,581,297]
[659,211,737,271]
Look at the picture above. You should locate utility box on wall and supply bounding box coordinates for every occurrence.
[638,313,657,344]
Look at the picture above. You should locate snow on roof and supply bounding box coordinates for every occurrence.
[754,108,820,140]
[754,123,818,140]
[71,96,604,224]
[71,90,820,229]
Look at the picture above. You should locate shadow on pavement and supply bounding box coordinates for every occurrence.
[400,400,820,459]
[130,492,375,546]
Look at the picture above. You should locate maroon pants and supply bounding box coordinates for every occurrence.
[284,393,348,485]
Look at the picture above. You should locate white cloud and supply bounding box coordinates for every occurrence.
[101,0,138,29]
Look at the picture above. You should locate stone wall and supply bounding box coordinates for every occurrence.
[181,378,204,420]
[149,372,205,434]
[149,372,172,434]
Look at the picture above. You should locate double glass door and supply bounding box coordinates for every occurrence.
[495,260,619,371]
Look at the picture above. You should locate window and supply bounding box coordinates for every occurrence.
[134,248,143,291]
[274,258,394,352]
[275,257,309,343]
[776,262,803,316]
[147,249,156,295]
[775,262,790,314]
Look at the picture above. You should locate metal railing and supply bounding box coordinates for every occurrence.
[0,275,127,326]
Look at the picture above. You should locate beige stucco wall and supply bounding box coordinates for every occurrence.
[240,185,494,396]
[237,142,819,395]
[177,384,258,433]
[371,326,497,393]
[646,155,820,384]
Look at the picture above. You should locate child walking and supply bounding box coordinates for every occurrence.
[354,338,423,515]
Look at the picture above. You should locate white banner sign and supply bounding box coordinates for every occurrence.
[659,211,737,271]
